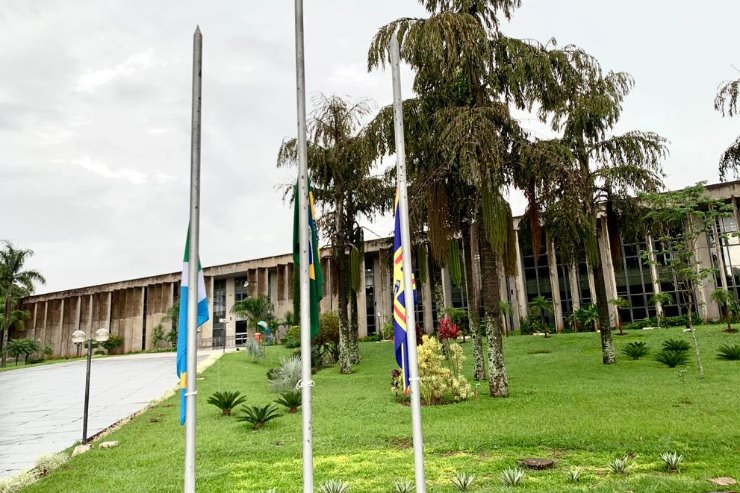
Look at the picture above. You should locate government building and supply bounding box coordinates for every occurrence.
[14,180,740,357]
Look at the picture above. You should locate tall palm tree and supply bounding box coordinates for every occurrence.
[524,62,668,364]
[714,76,740,180]
[279,94,390,374]
[0,241,46,368]
[367,0,601,395]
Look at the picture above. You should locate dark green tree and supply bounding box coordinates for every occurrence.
[1,241,45,368]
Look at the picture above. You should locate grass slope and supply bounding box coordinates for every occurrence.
[22,326,739,492]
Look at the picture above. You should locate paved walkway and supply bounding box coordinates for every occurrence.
[0,351,210,478]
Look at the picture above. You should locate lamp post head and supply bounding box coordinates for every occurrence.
[95,328,110,343]
[71,330,86,345]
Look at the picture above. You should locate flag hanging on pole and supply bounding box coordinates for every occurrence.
[292,178,324,338]
[393,190,417,393]
[176,228,210,426]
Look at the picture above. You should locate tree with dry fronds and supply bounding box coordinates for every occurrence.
[715,74,740,181]
[278,94,390,374]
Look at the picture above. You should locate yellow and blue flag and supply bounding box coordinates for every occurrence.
[393,191,417,392]
[292,177,324,337]
[176,229,210,425]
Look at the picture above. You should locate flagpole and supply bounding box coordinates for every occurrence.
[184,25,203,493]
[294,1,315,491]
[390,33,426,492]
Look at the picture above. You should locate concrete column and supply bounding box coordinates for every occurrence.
[712,220,729,291]
[358,260,368,337]
[422,247,434,333]
[568,260,581,312]
[598,217,619,324]
[57,299,65,358]
[586,262,597,304]
[440,266,453,309]
[513,227,528,321]
[75,297,82,354]
[41,301,48,349]
[646,235,664,317]
[693,229,716,321]
[546,234,564,332]
[225,277,236,347]
[497,261,511,335]
[30,302,38,341]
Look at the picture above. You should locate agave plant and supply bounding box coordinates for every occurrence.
[318,479,350,493]
[207,391,247,416]
[621,341,649,360]
[566,467,581,482]
[452,472,475,491]
[392,480,412,493]
[717,343,740,360]
[245,338,265,363]
[655,349,689,368]
[267,356,302,394]
[660,452,684,472]
[662,338,691,352]
[609,457,629,474]
[275,390,302,413]
[236,404,282,430]
[499,467,524,487]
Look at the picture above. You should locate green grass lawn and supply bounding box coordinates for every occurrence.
[22,325,740,492]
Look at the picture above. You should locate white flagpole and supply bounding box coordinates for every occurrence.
[294,1,315,491]
[184,25,203,493]
[390,32,426,492]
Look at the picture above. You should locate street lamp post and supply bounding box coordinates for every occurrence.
[72,328,110,445]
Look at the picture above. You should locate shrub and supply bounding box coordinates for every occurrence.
[207,391,247,416]
[621,341,649,360]
[275,391,302,413]
[382,321,394,341]
[359,334,382,342]
[151,324,166,348]
[655,349,689,368]
[566,467,581,482]
[609,457,629,474]
[267,356,302,394]
[396,335,471,404]
[392,480,412,493]
[500,467,524,486]
[717,344,740,360]
[315,312,340,362]
[437,317,459,342]
[102,335,124,353]
[662,338,690,352]
[451,472,475,491]
[0,470,36,493]
[5,339,40,365]
[35,452,67,477]
[660,452,683,472]
[244,339,264,363]
[318,480,350,493]
[285,326,301,348]
[236,404,282,430]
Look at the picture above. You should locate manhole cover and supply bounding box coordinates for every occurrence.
[518,458,555,469]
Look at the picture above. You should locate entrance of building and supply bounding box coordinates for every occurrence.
[236,320,248,347]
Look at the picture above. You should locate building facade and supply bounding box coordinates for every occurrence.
[15,181,740,357]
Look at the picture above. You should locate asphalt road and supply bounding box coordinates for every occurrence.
[0,351,208,478]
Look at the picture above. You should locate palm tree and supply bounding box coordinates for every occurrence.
[367,0,596,396]
[714,76,740,180]
[710,288,736,333]
[231,296,274,336]
[524,60,668,364]
[528,295,552,336]
[0,241,46,367]
[649,292,672,328]
[609,297,629,335]
[278,94,390,374]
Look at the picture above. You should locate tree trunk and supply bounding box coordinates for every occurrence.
[335,194,352,374]
[593,222,616,364]
[349,289,360,364]
[462,222,486,381]
[686,296,705,379]
[1,287,12,368]
[479,233,508,397]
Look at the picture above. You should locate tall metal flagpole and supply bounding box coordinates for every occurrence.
[184,25,203,493]
[294,1,315,491]
[390,33,426,492]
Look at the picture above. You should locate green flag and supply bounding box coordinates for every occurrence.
[292,178,324,337]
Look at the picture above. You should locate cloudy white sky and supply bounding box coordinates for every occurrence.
[1,0,738,294]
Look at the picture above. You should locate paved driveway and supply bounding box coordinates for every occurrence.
[0,351,209,478]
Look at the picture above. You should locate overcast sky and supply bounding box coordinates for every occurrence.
[1,0,738,294]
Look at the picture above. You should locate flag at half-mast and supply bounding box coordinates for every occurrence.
[176,228,210,426]
[392,190,417,393]
[292,176,324,337]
